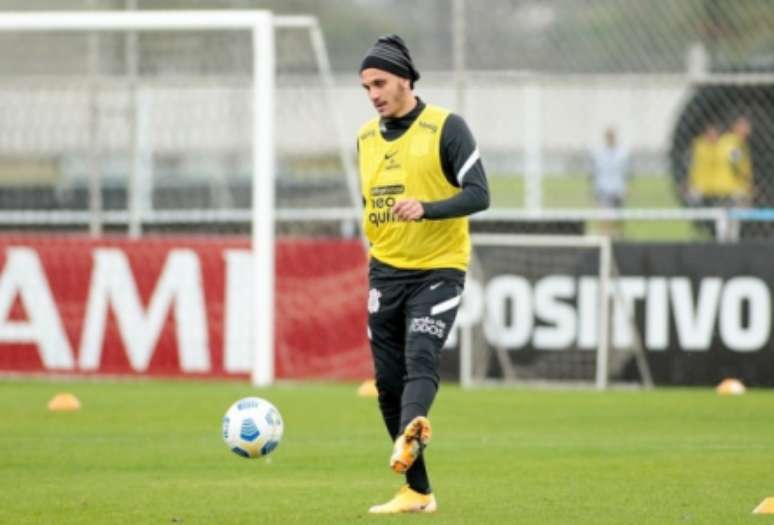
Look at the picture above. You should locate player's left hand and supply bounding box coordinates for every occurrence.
[392,199,425,221]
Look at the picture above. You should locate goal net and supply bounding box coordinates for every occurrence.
[458,234,653,389]
[0,11,368,385]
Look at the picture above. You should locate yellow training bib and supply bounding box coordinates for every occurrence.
[358,105,470,271]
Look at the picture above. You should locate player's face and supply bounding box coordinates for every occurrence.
[360,68,413,118]
[733,117,751,139]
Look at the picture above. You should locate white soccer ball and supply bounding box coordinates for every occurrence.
[222,397,284,459]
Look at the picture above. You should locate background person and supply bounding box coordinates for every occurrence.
[589,127,630,236]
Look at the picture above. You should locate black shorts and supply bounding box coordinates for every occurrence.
[367,261,465,393]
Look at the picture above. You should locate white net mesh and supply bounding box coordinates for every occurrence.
[0,17,357,236]
[461,234,652,388]
[2,1,774,239]
[0,13,371,383]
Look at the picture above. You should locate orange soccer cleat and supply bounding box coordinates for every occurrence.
[368,485,437,514]
[389,416,432,474]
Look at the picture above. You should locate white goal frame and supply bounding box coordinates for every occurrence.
[0,10,348,387]
[461,233,629,390]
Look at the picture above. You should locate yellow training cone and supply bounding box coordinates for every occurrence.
[47,393,81,412]
[753,497,774,514]
[356,379,378,398]
[716,378,746,396]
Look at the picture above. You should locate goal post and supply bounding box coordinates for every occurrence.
[0,11,359,386]
[459,233,653,390]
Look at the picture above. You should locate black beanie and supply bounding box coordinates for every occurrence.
[359,34,420,88]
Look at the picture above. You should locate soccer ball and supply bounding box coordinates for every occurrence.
[222,397,284,459]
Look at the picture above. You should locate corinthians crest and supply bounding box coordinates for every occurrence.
[368,288,382,313]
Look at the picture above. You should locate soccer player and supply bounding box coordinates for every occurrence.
[357,34,490,514]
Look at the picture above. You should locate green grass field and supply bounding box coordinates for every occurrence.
[2,380,772,524]
[488,173,683,209]
[488,173,711,241]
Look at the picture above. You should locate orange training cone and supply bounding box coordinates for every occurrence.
[47,393,81,412]
[753,497,774,514]
[716,378,746,396]
[357,379,378,398]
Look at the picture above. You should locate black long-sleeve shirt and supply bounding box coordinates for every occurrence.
[377,98,490,219]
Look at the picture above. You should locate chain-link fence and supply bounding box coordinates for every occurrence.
[0,8,358,238]
[0,0,772,239]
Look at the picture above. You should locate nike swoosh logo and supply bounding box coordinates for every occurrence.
[429,282,443,290]
[384,151,398,160]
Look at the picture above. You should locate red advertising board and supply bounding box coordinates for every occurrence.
[0,235,372,380]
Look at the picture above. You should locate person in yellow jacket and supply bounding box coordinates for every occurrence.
[688,123,721,204]
[718,116,753,205]
[358,34,490,514]
[689,117,752,206]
